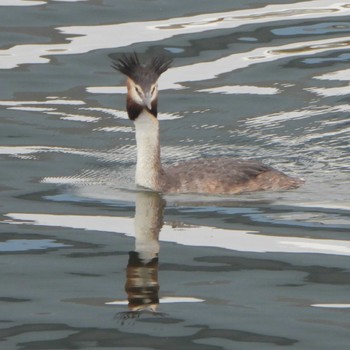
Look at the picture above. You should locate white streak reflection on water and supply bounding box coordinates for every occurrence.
[3,213,350,256]
[87,36,350,92]
[1,1,350,70]
[0,0,45,6]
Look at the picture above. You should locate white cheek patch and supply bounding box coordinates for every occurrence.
[130,87,144,105]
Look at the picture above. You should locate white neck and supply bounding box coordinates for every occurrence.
[134,110,164,191]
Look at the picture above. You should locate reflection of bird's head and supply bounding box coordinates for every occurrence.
[112,53,172,119]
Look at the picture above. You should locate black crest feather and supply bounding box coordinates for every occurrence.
[111,52,141,78]
[150,56,172,76]
[112,53,172,82]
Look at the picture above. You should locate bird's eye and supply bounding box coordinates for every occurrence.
[135,86,142,96]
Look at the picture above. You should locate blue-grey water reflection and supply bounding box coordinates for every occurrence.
[1,0,350,349]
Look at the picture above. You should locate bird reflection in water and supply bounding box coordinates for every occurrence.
[117,191,167,324]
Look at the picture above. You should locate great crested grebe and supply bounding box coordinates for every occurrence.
[112,53,303,194]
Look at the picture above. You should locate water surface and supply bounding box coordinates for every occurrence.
[1,0,350,349]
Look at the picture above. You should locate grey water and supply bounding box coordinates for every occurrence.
[1,0,350,349]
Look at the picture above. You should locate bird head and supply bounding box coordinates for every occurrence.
[112,53,172,119]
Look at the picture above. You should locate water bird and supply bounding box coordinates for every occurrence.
[112,53,303,194]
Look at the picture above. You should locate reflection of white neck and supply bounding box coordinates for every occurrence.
[134,191,163,262]
[134,110,163,191]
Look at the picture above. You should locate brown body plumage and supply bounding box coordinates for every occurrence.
[164,158,302,194]
[113,53,303,194]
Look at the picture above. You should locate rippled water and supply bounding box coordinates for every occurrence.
[1,0,350,349]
